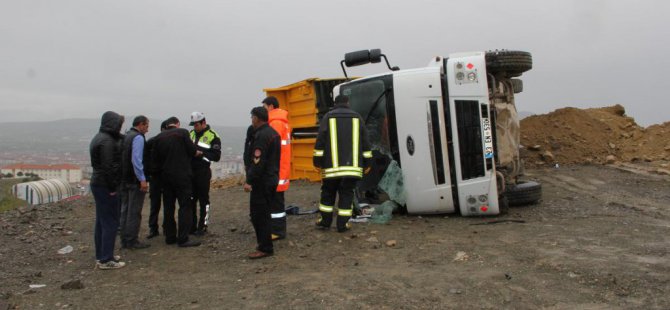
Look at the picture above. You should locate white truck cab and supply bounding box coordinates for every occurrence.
[333,49,534,216]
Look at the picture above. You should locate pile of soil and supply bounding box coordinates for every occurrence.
[520,104,670,168]
[210,174,245,189]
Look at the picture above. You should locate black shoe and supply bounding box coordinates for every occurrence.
[178,240,201,248]
[193,229,206,236]
[165,238,177,245]
[146,231,159,239]
[124,241,151,249]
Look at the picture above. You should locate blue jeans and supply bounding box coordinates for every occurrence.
[92,185,121,263]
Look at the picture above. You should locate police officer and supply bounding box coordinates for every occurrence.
[244,107,280,259]
[189,112,222,235]
[262,96,291,240]
[313,95,372,232]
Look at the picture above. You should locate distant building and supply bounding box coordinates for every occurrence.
[1,163,82,183]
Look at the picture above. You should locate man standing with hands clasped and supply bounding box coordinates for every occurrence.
[151,117,201,247]
[244,107,280,259]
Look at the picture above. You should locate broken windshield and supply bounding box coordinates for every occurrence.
[341,79,391,156]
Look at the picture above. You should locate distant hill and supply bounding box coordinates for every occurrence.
[0,119,247,156]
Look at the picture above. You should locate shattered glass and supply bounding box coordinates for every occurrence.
[378,160,406,206]
[370,200,399,224]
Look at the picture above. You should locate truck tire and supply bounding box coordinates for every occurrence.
[486,50,532,77]
[510,78,523,93]
[506,180,541,206]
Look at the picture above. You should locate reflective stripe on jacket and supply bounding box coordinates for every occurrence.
[312,104,372,179]
[190,125,222,170]
[269,109,291,192]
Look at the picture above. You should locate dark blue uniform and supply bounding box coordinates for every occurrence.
[245,123,280,254]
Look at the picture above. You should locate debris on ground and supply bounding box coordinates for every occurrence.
[370,200,399,224]
[470,219,526,225]
[57,245,73,255]
[60,279,84,290]
[453,251,469,262]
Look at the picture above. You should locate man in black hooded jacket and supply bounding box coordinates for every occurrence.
[90,111,126,269]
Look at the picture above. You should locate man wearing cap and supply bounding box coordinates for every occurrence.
[189,112,222,235]
[244,107,280,259]
[151,117,201,247]
[262,96,291,240]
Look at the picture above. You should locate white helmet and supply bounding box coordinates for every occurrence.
[189,111,205,126]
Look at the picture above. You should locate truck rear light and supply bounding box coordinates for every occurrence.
[478,195,488,202]
[480,206,489,212]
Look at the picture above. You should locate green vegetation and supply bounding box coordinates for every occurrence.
[0,179,25,212]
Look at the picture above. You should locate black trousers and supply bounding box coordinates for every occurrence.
[250,184,275,253]
[270,191,287,238]
[191,167,212,232]
[148,176,163,234]
[162,176,194,244]
[319,177,357,229]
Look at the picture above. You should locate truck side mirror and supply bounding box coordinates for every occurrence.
[344,50,374,67]
[369,49,382,63]
[340,49,399,79]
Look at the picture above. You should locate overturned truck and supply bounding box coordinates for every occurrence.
[332,49,540,216]
[265,49,540,216]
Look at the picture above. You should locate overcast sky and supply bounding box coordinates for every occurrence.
[1,0,668,128]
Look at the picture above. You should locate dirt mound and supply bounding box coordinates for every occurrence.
[520,104,670,166]
[210,174,245,189]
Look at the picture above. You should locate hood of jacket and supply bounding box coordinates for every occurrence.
[268,109,289,124]
[99,111,124,137]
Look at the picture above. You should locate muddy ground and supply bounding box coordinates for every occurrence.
[1,165,669,309]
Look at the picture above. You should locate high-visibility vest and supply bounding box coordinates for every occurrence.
[268,109,291,192]
[190,128,219,150]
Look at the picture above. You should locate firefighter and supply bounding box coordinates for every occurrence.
[244,107,280,259]
[189,111,222,235]
[313,95,372,232]
[262,96,291,240]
